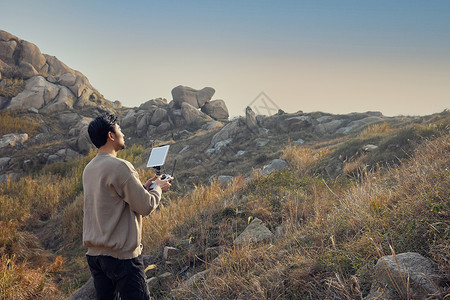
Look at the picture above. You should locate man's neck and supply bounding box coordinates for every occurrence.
[98,144,117,157]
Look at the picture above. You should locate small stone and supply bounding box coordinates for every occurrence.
[163,246,179,260]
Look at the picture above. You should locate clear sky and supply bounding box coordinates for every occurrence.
[1,0,449,117]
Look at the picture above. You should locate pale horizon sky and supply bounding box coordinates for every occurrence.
[1,0,449,117]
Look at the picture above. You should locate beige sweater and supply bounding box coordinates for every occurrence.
[82,153,161,259]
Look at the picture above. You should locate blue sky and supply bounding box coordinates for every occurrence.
[2,0,449,116]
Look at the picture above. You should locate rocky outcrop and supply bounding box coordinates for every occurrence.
[121,88,227,137]
[364,252,441,300]
[0,30,108,114]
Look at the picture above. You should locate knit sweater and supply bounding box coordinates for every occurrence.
[82,153,162,259]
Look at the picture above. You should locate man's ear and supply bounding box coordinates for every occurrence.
[108,131,115,141]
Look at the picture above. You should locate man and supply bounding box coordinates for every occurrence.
[82,113,172,300]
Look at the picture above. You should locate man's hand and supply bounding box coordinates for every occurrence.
[144,175,172,193]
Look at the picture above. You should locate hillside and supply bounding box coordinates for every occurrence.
[0,30,449,299]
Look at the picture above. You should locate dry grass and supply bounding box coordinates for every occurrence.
[171,131,449,299]
[142,176,246,251]
[359,122,391,138]
[0,255,63,300]
[281,144,330,175]
[0,113,448,299]
[0,110,40,136]
[0,77,25,98]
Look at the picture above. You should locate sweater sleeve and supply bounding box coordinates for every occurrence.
[121,162,162,216]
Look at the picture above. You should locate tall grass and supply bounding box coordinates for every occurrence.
[170,132,449,299]
[0,110,40,136]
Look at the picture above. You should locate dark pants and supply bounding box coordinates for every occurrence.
[87,255,150,300]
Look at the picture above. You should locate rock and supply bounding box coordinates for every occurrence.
[207,138,233,154]
[0,40,18,64]
[362,144,378,152]
[0,157,11,170]
[210,120,241,147]
[316,115,332,123]
[255,138,269,147]
[234,217,274,245]
[19,40,46,72]
[172,85,215,108]
[139,98,167,110]
[209,175,233,185]
[44,54,73,77]
[182,269,209,289]
[179,146,190,154]
[68,277,96,300]
[47,148,80,164]
[285,116,312,131]
[57,113,80,128]
[18,62,38,79]
[136,112,151,136]
[235,150,245,157]
[181,102,212,126]
[293,138,305,145]
[58,72,77,86]
[146,277,159,290]
[8,76,59,110]
[336,116,382,134]
[156,122,172,133]
[201,99,229,121]
[245,106,259,133]
[196,87,215,107]
[364,252,441,300]
[0,96,9,109]
[150,108,168,125]
[322,119,344,133]
[0,133,28,149]
[163,246,180,260]
[40,86,74,113]
[120,109,137,128]
[261,159,289,175]
[76,120,94,154]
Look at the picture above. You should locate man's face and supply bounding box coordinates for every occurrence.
[111,124,125,150]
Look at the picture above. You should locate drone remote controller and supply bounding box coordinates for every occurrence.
[149,174,173,190]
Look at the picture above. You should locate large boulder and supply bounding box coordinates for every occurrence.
[181,102,213,126]
[40,86,75,114]
[234,218,274,245]
[7,76,59,110]
[201,99,229,121]
[172,85,215,109]
[0,40,18,64]
[20,41,46,72]
[150,108,168,126]
[44,54,73,77]
[139,98,167,110]
[364,252,441,300]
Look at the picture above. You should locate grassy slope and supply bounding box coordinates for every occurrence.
[0,111,448,299]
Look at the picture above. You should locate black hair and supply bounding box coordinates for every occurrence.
[88,113,118,148]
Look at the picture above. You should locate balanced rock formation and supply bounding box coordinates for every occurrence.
[171,85,215,109]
